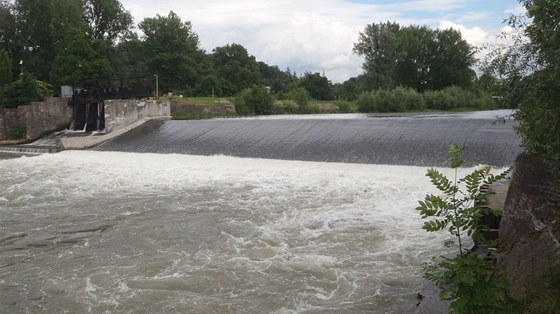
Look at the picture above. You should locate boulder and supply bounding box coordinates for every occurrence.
[499,154,560,298]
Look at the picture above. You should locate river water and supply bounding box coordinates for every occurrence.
[0,112,519,313]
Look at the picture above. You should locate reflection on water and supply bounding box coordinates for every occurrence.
[0,151,491,313]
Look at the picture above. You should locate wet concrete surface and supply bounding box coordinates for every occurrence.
[94,112,521,167]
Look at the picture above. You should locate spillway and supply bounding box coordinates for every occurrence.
[95,111,521,167]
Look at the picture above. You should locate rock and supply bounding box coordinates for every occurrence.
[499,154,560,298]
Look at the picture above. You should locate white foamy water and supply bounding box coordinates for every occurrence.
[0,151,490,313]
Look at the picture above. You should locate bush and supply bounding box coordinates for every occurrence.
[236,85,274,115]
[273,100,298,114]
[417,146,511,313]
[0,73,53,108]
[287,87,311,112]
[357,91,378,112]
[357,87,424,113]
[424,86,496,110]
[336,100,354,113]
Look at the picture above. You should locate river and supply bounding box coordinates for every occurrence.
[0,111,519,313]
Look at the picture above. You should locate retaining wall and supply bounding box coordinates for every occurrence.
[0,97,72,141]
[58,99,171,150]
[104,99,171,132]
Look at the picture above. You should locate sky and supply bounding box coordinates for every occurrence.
[119,0,524,83]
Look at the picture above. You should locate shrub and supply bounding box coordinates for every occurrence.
[0,73,53,108]
[417,146,511,313]
[357,91,378,112]
[336,100,354,113]
[287,87,311,113]
[237,85,274,115]
[424,86,496,111]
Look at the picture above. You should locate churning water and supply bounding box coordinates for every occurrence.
[0,151,494,313]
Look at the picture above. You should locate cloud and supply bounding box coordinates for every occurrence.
[438,20,489,46]
[120,0,515,83]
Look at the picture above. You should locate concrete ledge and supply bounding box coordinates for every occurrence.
[58,116,171,150]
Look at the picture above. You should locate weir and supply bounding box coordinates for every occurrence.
[95,110,522,167]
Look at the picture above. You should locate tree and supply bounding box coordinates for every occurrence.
[14,0,84,81]
[212,43,260,95]
[486,0,560,168]
[429,29,476,90]
[353,21,400,90]
[138,11,205,93]
[82,0,133,43]
[50,28,114,86]
[354,22,476,92]
[0,0,17,70]
[236,85,274,115]
[0,48,11,90]
[0,72,53,108]
[300,72,331,100]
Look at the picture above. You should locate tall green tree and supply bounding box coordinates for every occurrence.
[0,0,17,71]
[82,0,133,43]
[300,72,331,100]
[353,21,400,90]
[14,0,84,81]
[515,0,560,168]
[50,28,113,86]
[430,29,476,90]
[212,43,260,95]
[138,11,205,93]
[353,22,475,92]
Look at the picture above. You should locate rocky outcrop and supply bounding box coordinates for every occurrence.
[499,154,560,298]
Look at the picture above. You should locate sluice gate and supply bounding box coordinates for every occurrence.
[70,76,155,132]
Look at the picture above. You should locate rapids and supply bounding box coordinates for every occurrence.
[0,151,481,313]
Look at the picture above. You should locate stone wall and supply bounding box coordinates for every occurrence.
[0,97,72,141]
[499,154,560,297]
[104,99,171,132]
[171,103,235,117]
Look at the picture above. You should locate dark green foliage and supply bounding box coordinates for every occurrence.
[14,0,84,82]
[357,86,424,112]
[0,48,11,90]
[354,22,475,92]
[236,86,274,115]
[139,11,206,93]
[484,0,560,169]
[51,28,114,86]
[417,146,510,313]
[83,0,133,43]
[287,87,311,112]
[0,72,53,108]
[423,86,496,110]
[212,43,261,96]
[300,72,331,100]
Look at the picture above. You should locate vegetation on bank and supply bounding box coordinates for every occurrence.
[1,0,510,113]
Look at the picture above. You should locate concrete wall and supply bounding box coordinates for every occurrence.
[104,99,170,132]
[58,99,171,150]
[0,97,72,141]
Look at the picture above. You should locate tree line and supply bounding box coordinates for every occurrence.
[0,0,528,113]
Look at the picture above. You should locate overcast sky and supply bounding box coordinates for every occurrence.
[119,0,523,83]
